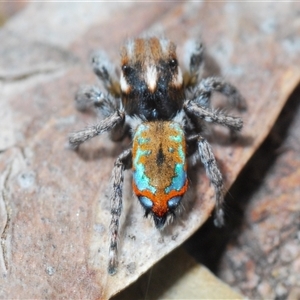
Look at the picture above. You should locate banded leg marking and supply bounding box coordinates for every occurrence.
[189,135,225,227]
[108,149,132,275]
[69,111,125,147]
[184,101,243,131]
[193,77,247,110]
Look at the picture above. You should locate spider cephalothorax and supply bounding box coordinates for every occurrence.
[69,36,246,275]
[120,37,185,120]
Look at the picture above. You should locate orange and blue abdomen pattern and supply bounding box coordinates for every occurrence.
[132,121,188,218]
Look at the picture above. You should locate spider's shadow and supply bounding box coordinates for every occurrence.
[206,125,253,148]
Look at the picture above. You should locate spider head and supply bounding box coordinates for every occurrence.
[120,37,185,120]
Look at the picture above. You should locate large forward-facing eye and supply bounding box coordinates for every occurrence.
[168,58,178,71]
[122,64,134,77]
[167,196,182,211]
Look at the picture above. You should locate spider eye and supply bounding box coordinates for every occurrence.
[167,196,181,211]
[122,64,134,77]
[139,196,153,210]
[168,58,178,70]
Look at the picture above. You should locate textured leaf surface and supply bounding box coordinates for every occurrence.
[218,84,300,299]
[0,2,299,299]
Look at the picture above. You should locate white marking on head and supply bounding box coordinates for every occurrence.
[126,40,135,60]
[171,66,183,87]
[145,65,157,92]
[159,38,170,55]
[120,72,131,93]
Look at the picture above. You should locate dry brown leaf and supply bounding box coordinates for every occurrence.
[0,2,299,299]
[218,84,300,299]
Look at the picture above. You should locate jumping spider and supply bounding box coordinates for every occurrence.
[69,36,246,275]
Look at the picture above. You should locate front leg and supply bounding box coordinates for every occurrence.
[188,135,224,227]
[108,149,132,275]
[183,39,205,88]
[192,77,247,110]
[75,85,119,117]
[91,51,121,97]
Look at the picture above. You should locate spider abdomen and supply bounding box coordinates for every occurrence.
[132,121,188,228]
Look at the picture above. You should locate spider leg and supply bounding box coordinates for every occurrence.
[192,77,247,110]
[91,50,121,97]
[108,148,132,275]
[69,110,125,147]
[187,135,224,227]
[75,85,119,117]
[184,100,243,131]
[183,39,205,88]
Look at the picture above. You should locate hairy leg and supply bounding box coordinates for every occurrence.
[183,39,205,88]
[75,85,119,117]
[91,50,121,97]
[187,134,225,227]
[69,110,125,148]
[108,149,132,275]
[192,77,247,110]
[184,100,243,131]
